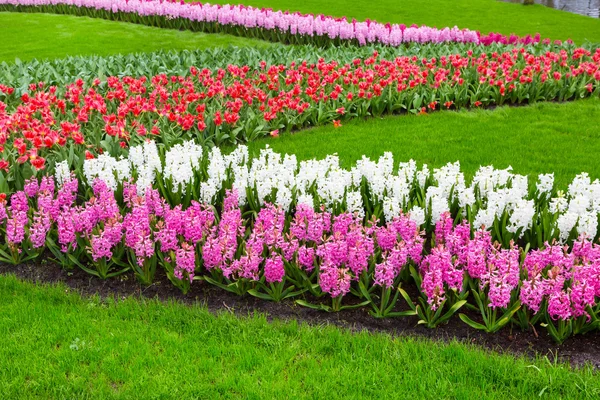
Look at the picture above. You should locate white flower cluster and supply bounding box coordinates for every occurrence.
[555,173,600,241]
[79,154,131,191]
[129,140,162,194]
[163,141,203,193]
[64,139,600,241]
[425,164,535,237]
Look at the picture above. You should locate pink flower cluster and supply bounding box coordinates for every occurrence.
[421,213,520,310]
[197,197,422,295]
[3,175,600,326]
[521,241,600,320]
[0,0,556,46]
[373,216,424,288]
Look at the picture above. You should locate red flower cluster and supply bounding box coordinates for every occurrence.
[0,48,598,176]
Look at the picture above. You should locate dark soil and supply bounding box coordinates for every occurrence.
[2,259,600,369]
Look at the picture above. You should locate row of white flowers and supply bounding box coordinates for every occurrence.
[58,139,600,243]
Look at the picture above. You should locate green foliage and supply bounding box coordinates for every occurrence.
[459,290,522,334]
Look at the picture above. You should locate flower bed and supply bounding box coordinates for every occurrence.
[2,160,600,343]
[4,42,577,91]
[0,0,558,47]
[1,48,599,191]
[1,0,600,347]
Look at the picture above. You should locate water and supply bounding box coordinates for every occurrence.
[501,0,600,18]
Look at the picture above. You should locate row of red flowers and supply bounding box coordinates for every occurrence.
[0,47,599,190]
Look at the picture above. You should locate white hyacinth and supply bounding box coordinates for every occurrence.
[163,141,203,193]
[409,206,426,227]
[346,190,365,218]
[506,200,535,236]
[536,173,554,195]
[297,193,315,208]
[129,140,162,194]
[83,153,131,191]
[54,160,71,187]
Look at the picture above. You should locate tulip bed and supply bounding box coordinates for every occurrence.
[2,0,600,367]
[1,46,599,192]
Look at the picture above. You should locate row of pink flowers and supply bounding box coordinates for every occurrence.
[0,0,557,46]
[2,175,600,328]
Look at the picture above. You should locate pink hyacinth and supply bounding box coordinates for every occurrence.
[175,242,196,281]
[90,219,123,261]
[290,203,331,244]
[6,191,29,245]
[483,244,520,309]
[0,0,557,47]
[297,245,315,271]
[319,263,351,298]
[24,177,39,198]
[520,238,600,319]
[264,254,285,283]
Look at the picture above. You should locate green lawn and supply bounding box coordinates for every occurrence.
[0,12,270,63]
[245,98,600,188]
[207,0,600,44]
[1,274,598,399]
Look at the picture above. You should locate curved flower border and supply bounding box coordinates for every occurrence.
[0,0,562,46]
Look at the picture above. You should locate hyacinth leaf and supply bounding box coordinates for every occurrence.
[67,253,90,273]
[470,290,489,326]
[541,320,572,344]
[339,301,371,311]
[45,237,73,269]
[459,313,488,331]
[358,281,374,304]
[247,289,274,301]
[397,287,417,312]
[295,299,332,312]
[573,307,600,335]
[75,262,104,279]
[383,289,403,315]
[281,287,308,300]
[493,301,522,333]
[408,266,423,293]
[386,310,418,318]
[0,248,15,264]
[204,276,247,296]
[437,300,468,326]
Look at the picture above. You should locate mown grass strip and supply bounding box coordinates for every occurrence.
[0,274,599,399]
[244,98,600,188]
[0,12,271,63]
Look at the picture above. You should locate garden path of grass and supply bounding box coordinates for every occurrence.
[243,98,600,188]
[1,274,599,399]
[0,12,271,63]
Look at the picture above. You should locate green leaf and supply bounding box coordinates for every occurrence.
[247,289,274,301]
[459,313,488,331]
[398,287,417,311]
[295,299,331,312]
[438,300,467,325]
[339,300,370,311]
[386,310,417,318]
